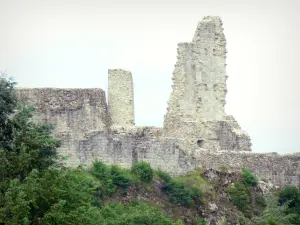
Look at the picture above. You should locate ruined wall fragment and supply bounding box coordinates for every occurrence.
[164,16,227,130]
[191,151,300,187]
[163,16,251,152]
[17,88,110,166]
[192,16,227,121]
[108,69,134,126]
[74,129,300,187]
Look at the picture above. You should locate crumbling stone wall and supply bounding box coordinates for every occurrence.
[68,128,300,187]
[108,69,134,126]
[164,16,227,127]
[191,150,300,187]
[192,16,227,121]
[77,127,184,174]
[163,16,251,152]
[17,88,110,166]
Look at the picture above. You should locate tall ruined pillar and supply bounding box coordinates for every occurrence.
[192,16,227,121]
[164,16,226,132]
[108,69,135,126]
[164,16,251,152]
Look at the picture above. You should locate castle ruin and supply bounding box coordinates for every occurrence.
[17,16,300,187]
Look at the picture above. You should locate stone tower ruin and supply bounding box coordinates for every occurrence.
[164,16,251,152]
[165,17,226,125]
[108,69,135,126]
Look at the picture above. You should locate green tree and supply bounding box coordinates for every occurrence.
[0,76,17,149]
[0,179,30,225]
[0,75,60,193]
[0,106,60,190]
[279,185,300,208]
[279,185,300,224]
[252,195,297,225]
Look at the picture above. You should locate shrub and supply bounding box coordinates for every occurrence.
[157,169,203,207]
[156,169,171,182]
[132,161,153,183]
[91,161,132,196]
[110,165,132,188]
[197,218,206,225]
[279,185,300,208]
[255,195,267,207]
[91,161,110,180]
[241,168,258,187]
[99,202,184,225]
[0,76,17,149]
[175,169,207,196]
[162,179,196,206]
[228,181,250,212]
[252,195,298,225]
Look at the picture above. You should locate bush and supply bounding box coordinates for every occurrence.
[241,168,258,187]
[132,161,153,183]
[197,218,206,225]
[91,161,110,180]
[110,165,132,188]
[228,181,250,212]
[161,178,203,207]
[252,195,298,225]
[175,168,207,196]
[91,161,132,196]
[0,76,17,149]
[279,185,300,208]
[157,169,203,207]
[100,202,183,225]
[156,169,172,182]
[255,195,267,207]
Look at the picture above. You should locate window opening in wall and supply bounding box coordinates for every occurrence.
[197,139,204,148]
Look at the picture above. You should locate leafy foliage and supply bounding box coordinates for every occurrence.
[0,106,60,191]
[228,181,251,212]
[0,77,17,149]
[159,171,202,207]
[132,161,153,183]
[1,76,300,225]
[175,168,208,195]
[99,202,183,225]
[227,167,263,218]
[156,169,172,182]
[278,185,300,224]
[0,179,30,225]
[279,185,300,208]
[197,218,207,225]
[91,161,133,196]
[0,76,60,193]
[0,168,99,224]
[252,195,297,225]
[241,168,259,187]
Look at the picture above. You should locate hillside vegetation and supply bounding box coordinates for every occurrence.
[1,76,300,225]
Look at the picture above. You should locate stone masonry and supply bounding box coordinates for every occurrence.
[17,16,300,187]
[163,16,251,152]
[108,69,135,126]
[17,88,110,166]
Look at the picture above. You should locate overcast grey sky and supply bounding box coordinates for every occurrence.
[1,0,299,153]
